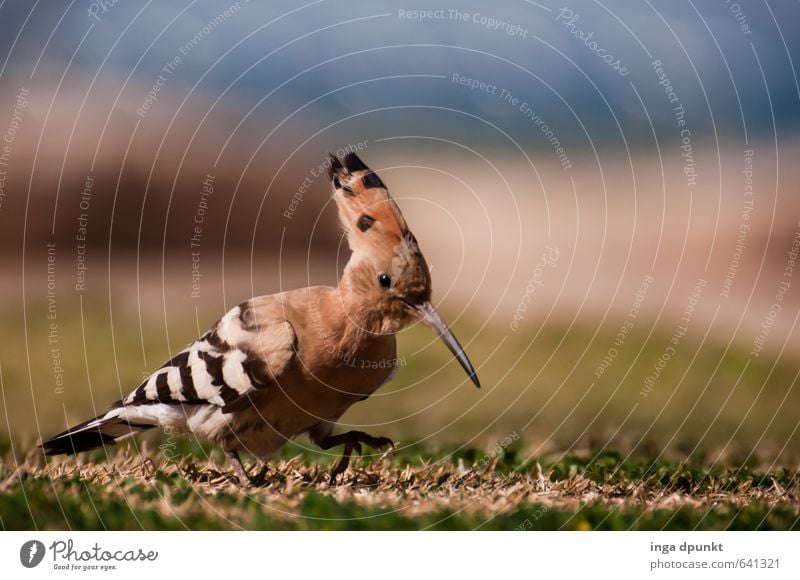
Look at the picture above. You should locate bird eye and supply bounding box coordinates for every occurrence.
[378,274,392,289]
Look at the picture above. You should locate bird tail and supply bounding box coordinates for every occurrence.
[39,405,155,456]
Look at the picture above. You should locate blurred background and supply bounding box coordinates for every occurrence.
[1,0,799,466]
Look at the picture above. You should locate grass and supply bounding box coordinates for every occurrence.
[2,303,800,530]
[1,441,798,530]
[4,301,800,462]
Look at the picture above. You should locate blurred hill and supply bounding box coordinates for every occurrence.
[1,0,799,467]
[0,75,340,259]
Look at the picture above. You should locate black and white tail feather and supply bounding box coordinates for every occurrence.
[37,151,476,485]
[39,300,293,456]
[39,408,155,455]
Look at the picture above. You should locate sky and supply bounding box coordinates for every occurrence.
[1,0,797,152]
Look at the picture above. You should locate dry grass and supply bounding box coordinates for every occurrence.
[3,307,800,530]
[1,443,799,530]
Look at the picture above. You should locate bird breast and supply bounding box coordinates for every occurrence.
[297,331,398,398]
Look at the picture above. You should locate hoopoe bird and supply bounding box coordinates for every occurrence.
[40,152,480,485]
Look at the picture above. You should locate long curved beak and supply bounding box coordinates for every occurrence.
[407,301,481,389]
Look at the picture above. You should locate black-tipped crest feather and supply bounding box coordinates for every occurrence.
[327,152,343,180]
[342,152,369,173]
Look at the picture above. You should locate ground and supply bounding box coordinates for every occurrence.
[1,441,798,530]
[2,307,800,530]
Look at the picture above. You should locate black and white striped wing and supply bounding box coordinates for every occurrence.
[121,303,296,414]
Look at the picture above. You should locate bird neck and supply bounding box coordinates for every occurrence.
[331,254,395,353]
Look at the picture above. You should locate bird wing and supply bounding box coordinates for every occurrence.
[121,298,297,414]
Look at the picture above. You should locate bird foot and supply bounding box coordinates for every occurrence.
[324,431,395,484]
[226,449,266,488]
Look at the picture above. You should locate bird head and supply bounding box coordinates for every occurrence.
[328,152,480,388]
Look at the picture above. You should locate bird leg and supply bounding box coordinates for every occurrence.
[316,431,395,483]
[225,449,254,488]
[252,464,270,485]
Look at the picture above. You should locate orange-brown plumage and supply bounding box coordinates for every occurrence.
[40,152,479,486]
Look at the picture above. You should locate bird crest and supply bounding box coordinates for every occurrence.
[38,148,480,488]
[328,152,409,252]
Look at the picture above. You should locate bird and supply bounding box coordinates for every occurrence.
[40,152,480,486]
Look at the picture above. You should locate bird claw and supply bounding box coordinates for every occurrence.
[251,465,270,486]
[329,459,348,484]
[352,432,394,451]
[324,431,394,484]
[369,436,395,450]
